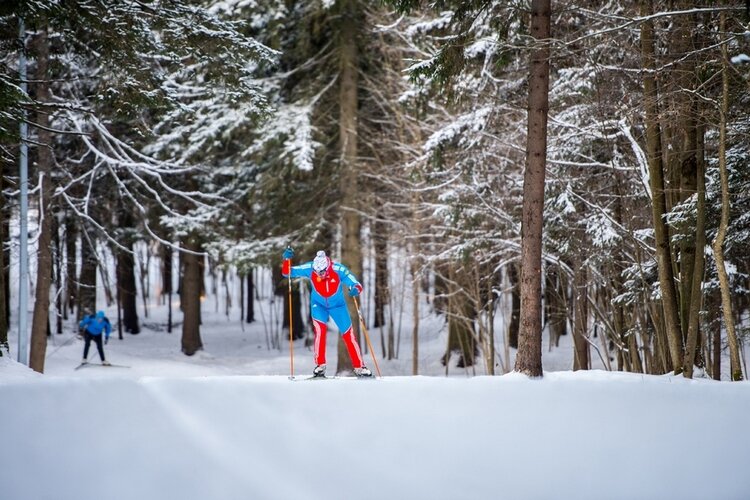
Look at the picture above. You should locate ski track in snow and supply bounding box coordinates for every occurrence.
[2,365,750,500]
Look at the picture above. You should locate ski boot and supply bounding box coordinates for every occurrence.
[354,366,373,378]
[312,364,326,378]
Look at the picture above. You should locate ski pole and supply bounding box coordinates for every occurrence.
[288,274,294,379]
[353,296,382,378]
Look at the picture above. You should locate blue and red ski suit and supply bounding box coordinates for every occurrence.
[282,257,365,368]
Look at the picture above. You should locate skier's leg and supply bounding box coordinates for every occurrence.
[94,335,105,362]
[342,328,365,368]
[312,319,327,366]
[311,303,329,367]
[330,307,364,368]
[83,333,92,360]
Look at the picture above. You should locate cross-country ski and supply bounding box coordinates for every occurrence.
[74,362,130,370]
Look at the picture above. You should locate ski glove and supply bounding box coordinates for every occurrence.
[349,285,362,297]
[282,247,294,260]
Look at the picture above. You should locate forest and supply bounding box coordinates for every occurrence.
[1,0,749,380]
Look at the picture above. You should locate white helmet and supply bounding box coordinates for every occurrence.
[312,250,331,275]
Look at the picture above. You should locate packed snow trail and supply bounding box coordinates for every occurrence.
[1,370,749,500]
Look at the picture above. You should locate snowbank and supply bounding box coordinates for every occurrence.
[2,369,749,500]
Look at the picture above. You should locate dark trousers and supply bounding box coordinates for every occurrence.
[83,332,105,361]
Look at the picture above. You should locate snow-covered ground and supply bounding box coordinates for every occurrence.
[2,280,750,500]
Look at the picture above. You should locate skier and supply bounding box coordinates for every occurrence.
[79,310,112,366]
[282,247,372,378]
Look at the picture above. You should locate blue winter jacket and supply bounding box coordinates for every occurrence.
[284,262,361,309]
[79,311,112,339]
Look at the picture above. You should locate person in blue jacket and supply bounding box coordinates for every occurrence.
[282,248,372,378]
[79,310,111,366]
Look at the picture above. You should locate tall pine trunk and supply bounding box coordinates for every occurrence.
[713,13,742,380]
[64,214,76,319]
[671,4,698,346]
[572,262,590,370]
[0,162,7,354]
[508,262,520,349]
[2,187,8,341]
[53,216,62,334]
[29,25,53,373]
[181,234,203,355]
[336,0,363,373]
[246,270,255,323]
[116,210,139,334]
[640,1,683,373]
[162,241,173,333]
[514,0,551,377]
[683,123,706,378]
[443,264,477,370]
[373,219,388,329]
[410,246,420,375]
[78,231,97,320]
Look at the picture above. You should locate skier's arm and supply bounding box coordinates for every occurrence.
[287,262,313,279]
[336,264,363,296]
[281,247,311,279]
[78,316,90,330]
[282,260,309,278]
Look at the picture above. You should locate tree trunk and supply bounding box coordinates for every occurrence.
[544,265,567,349]
[64,214,76,318]
[508,262,520,349]
[0,163,7,354]
[648,303,669,374]
[246,270,255,323]
[162,242,173,300]
[572,263,590,370]
[283,283,305,340]
[373,219,395,359]
[671,4,698,347]
[514,0,550,378]
[162,241,173,332]
[478,261,498,375]
[2,194,9,342]
[181,235,203,355]
[711,293,721,380]
[433,265,448,315]
[117,250,140,333]
[29,25,53,373]
[411,278,419,374]
[116,211,140,334]
[640,1,683,373]
[78,231,97,320]
[683,124,706,378]
[410,244,420,375]
[442,264,477,369]
[336,0,362,374]
[54,215,63,334]
[373,219,388,329]
[713,14,742,381]
[139,246,150,319]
